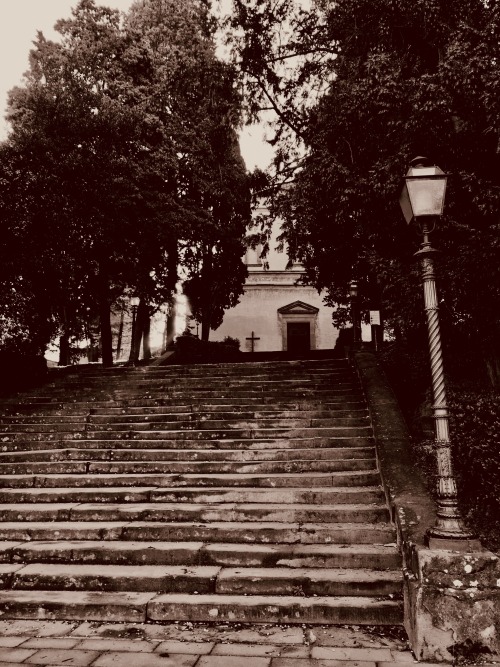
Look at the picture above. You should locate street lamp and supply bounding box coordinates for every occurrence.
[399,157,474,544]
[349,280,361,347]
[128,296,140,364]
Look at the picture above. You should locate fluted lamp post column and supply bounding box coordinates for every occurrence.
[399,157,475,545]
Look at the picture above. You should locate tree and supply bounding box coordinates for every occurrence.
[229,0,500,384]
[127,0,251,342]
[1,0,250,362]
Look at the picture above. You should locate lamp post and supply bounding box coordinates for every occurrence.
[349,280,361,348]
[399,157,474,544]
[128,296,140,364]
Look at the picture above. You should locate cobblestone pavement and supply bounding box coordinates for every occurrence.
[0,619,475,667]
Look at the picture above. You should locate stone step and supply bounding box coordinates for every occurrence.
[0,502,390,524]
[7,563,221,593]
[0,485,384,505]
[92,403,369,417]
[0,445,376,464]
[0,436,375,452]
[2,426,373,442]
[146,592,403,625]
[0,408,369,425]
[214,567,402,597]
[0,357,403,629]
[26,389,363,403]
[3,563,402,596]
[0,416,88,425]
[0,416,370,433]
[0,589,403,624]
[0,541,400,569]
[0,458,376,475]
[0,521,396,544]
[1,398,365,413]
[0,470,381,488]
[57,366,348,381]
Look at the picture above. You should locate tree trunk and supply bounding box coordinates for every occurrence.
[116,307,125,361]
[58,332,70,366]
[201,248,212,342]
[98,268,113,367]
[201,318,210,342]
[132,299,148,362]
[143,312,151,360]
[165,301,176,349]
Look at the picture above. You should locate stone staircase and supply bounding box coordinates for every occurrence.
[0,357,403,625]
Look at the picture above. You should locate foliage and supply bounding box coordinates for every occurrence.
[228,0,500,383]
[0,0,250,361]
[174,331,242,363]
[380,340,500,552]
[449,388,500,552]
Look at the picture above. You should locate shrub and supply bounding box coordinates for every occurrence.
[379,340,500,552]
[174,333,242,364]
[449,388,500,551]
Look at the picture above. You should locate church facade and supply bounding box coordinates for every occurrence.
[209,209,340,353]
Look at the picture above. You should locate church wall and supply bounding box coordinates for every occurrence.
[211,283,339,352]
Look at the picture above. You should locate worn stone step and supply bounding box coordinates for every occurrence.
[215,567,402,596]
[0,416,370,434]
[0,589,402,624]
[0,502,390,524]
[0,470,381,489]
[1,541,400,569]
[0,589,154,622]
[26,384,362,398]
[86,408,369,423]
[92,400,368,414]
[87,427,373,441]
[0,416,87,425]
[2,425,372,442]
[0,446,376,464]
[0,521,396,544]
[107,377,354,390]
[1,398,366,416]
[0,458,376,475]
[4,563,402,597]
[112,388,363,400]
[82,416,370,431]
[9,563,221,593]
[60,366,348,382]
[0,435,375,452]
[0,485,384,505]
[0,408,369,427]
[147,593,403,625]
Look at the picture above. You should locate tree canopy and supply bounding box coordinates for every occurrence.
[229,0,500,383]
[0,0,250,363]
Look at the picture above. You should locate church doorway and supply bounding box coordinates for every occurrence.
[287,322,311,353]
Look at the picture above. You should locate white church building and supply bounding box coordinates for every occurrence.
[208,208,341,353]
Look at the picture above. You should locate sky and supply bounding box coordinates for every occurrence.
[0,0,273,171]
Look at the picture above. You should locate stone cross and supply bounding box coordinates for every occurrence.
[246,331,260,353]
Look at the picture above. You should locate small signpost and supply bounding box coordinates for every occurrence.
[369,310,381,351]
[246,331,260,353]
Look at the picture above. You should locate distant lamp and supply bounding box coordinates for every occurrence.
[349,280,361,347]
[399,157,447,224]
[128,296,141,364]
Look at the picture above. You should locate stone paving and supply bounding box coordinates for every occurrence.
[0,619,470,667]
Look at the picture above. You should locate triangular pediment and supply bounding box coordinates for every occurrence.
[278,300,319,315]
